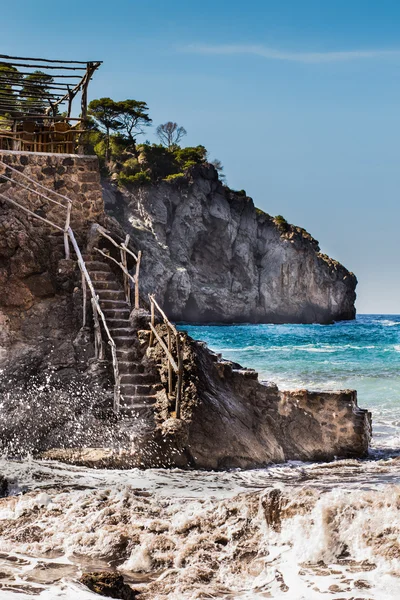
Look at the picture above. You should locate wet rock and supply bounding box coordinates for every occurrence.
[261,489,286,532]
[146,329,371,469]
[80,571,139,599]
[0,476,8,498]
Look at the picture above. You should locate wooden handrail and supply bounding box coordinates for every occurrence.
[0,158,74,206]
[0,173,122,413]
[148,294,184,417]
[0,192,63,230]
[95,226,141,309]
[94,247,136,287]
[68,228,121,412]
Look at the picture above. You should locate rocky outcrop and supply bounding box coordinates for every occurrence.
[145,328,371,469]
[0,151,369,467]
[104,164,357,324]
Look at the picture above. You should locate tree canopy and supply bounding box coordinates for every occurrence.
[156,121,187,148]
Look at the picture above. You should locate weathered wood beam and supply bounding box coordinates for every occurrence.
[0,53,96,65]
[149,323,179,373]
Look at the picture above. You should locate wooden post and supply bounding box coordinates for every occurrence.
[149,298,155,347]
[81,270,87,327]
[135,250,142,309]
[64,201,71,259]
[167,327,173,397]
[78,63,92,154]
[110,342,121,414]
[91,298,104,360]
[175,334,183,419]
[120,234,130,305]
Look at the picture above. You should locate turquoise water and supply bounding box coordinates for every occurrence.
[179,315,400,451]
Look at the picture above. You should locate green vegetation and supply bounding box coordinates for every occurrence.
[0,63,54,115]
[87,98,224,187]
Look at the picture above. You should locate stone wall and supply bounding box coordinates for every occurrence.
[0,150,104,232]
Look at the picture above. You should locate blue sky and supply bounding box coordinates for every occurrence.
[2,0,400,313]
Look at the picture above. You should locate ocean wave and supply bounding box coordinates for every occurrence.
[3,459,400,599]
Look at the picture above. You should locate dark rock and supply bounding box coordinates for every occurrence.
[80,572,138,599]
[107,167,357,324]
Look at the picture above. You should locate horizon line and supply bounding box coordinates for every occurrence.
[182,43,400,64]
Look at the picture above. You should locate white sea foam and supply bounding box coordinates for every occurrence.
[1,458,400,598]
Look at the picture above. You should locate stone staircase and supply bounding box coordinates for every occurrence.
[84,254,162,420]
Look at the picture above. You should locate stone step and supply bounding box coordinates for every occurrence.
[116,348,139,362]
[119,406,155,419]
[99,299,128,308]
[93,281,120,291]
[114,336,137,348]
[120,383,162,396]
[82,254,99,262]
[89,271,116,282]
[109,327,135,337]
[120,395,157,406]
[107,318,131,329]
[103,308,130,319]
[120,372,158,385]
[85,261,112,272]
[118,361,135,374]
[97,289,126,301]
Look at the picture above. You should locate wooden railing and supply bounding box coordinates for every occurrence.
[0,123,87,155]
[94,225,142,309]
[0,173,121,412]
[68,228,121,412]
[148,294,183,418]
[0,158,72,258]
[0,164,185,418]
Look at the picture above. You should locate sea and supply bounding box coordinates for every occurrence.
[1,314,400,599]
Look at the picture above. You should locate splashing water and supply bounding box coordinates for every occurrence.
[1,314,400,598]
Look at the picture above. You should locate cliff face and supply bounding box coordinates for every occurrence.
[104,164,356,324]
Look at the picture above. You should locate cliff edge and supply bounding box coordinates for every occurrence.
[104,163,357,324]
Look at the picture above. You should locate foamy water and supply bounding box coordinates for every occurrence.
[1,456,400,598]
[2,314,400,598]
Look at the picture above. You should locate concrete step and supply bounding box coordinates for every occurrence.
[97,289,126,301]
[90,271,116,282]
[93,281,120,291]
[85,261,111,272]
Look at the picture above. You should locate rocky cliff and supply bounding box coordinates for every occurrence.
[104,164,357,324]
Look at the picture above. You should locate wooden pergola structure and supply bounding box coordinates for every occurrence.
[0,53,102,154]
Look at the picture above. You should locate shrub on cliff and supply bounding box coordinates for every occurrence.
[117,171,152,186]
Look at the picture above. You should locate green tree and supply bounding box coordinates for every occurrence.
[20,70,54,114]
[156,121,187,148]
[88,97,123,161]
[0,63,22,114]
[116,99,151,156]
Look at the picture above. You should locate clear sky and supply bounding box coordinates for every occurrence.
[2,0,400,314]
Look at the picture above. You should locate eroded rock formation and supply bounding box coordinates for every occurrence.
[0,151,369,468]
[104,164,357,324]
[146,328,371,469]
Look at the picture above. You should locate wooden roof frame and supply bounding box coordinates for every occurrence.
[0,53,102,122]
